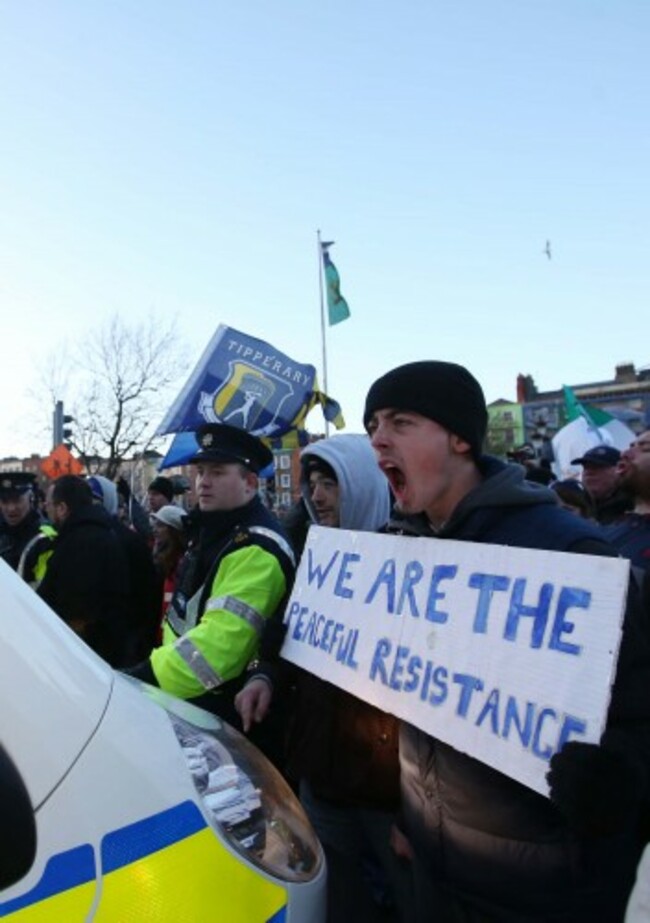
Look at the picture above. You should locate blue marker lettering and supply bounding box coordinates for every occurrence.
[425,564,458,623]
[475,687,500,734]
[468,573,511,633]
[504,579,553,648]
[549,588,589,656]
[404,654,422,692]
[334,552,360,599]
[396,560,424,617]
[452,672,484,717]
[369,637,392,683]
[532,706,558,759]
[306,547,340,588]
[389,645,410,690]
[501,696,535,748]
[429,665,449,704]
[364,559,397,613]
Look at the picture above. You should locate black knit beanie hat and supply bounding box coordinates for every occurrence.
[363,361,488,457]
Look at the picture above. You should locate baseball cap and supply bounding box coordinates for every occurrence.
[151,505,188,532]
[570,445,621,468]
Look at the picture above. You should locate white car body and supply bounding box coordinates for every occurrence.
[0,559,326,921]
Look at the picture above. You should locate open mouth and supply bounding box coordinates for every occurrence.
[380,462,406,497]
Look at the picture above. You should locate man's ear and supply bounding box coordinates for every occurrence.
[244,471,259,494]
[449,433,473,457]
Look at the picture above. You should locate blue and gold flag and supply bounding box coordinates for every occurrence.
[321,243,351,326]
[157,325,345,446]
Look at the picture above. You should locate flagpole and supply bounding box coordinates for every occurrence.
[317,228,330,436]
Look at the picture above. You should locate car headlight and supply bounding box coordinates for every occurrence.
[168,710,323,883]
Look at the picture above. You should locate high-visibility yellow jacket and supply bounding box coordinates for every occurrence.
[18,523,57,588]
[150,499,295,701]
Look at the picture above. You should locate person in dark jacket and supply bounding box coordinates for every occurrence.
[87,475,161,662]
[0,472,43,573]
[549,477,595,519]
[39,475,131,667]
[127,423,295,756]
[363,360,650,923]
[237,434,414,923]
[571,444,633,525]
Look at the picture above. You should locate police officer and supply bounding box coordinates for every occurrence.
[128,423,295,731]
[0,472,43,572]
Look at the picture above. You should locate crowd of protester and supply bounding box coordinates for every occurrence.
[1,366,650,922]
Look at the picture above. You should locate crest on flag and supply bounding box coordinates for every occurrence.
[197,361,295,434]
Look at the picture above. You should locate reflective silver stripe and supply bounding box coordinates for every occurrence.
[17,533,43,580]
[165,526,292,639]
[174,637,224,690]
[206,595,266,636]
[249,526,296,567]
[166,586,204,636]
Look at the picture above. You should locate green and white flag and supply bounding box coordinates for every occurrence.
[551,386,635,477]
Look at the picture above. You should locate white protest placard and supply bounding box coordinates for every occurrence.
[280,526,630,795]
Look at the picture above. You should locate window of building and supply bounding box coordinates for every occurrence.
[280,474,291,488]
[278,455,291,469]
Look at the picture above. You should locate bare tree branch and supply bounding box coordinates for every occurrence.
[36,312,189,478]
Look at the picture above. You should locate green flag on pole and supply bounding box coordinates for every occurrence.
[321,243,351,326]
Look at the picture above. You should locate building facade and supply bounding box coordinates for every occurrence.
[486,362,650,459]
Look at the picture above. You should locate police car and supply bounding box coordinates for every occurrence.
[0,559,325,921]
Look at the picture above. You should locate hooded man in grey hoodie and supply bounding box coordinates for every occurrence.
[236,433,414,923]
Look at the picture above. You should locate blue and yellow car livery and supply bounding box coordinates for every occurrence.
[0,801,287,922]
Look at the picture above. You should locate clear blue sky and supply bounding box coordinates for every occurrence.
[1,0,648,458]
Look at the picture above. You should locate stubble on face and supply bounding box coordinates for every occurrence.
[618,431,650,500]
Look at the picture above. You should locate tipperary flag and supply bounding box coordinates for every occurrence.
[156,325,345,446]
[321,242,351,326]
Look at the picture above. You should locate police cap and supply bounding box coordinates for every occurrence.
[0,471,37,499]
[190,423,272,474]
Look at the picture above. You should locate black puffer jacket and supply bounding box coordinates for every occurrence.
[38,505,131,667]
[390,457,650,922]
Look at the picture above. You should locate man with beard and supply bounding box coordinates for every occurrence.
[602,430,650,573]
[39,475,131,667]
